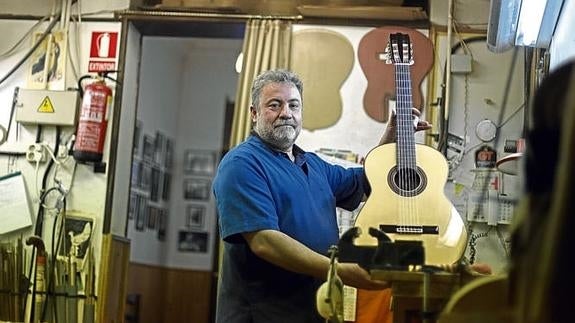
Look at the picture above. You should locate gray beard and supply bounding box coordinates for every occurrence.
[254,124,298,151]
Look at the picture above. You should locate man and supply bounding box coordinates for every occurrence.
[213,69,431,323]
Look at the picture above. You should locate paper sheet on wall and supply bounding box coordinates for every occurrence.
[0,172,33,234]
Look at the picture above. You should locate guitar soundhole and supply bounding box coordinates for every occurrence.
[387,166,427,197]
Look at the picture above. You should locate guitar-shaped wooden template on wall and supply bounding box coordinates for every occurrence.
[358,26,433,123]
[353,33,467,266]
[291,28,354,130]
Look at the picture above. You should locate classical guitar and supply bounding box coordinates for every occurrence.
[358,26,433,123]
[353,33,467,266]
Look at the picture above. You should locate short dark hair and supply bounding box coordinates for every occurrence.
[251,69,303,110]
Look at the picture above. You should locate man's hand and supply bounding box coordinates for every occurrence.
[379,108,432,145]
[337,263,389,290]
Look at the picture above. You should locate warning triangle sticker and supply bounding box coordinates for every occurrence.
[37,96,55,113]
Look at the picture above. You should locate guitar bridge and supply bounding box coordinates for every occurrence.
[380,224,439,235]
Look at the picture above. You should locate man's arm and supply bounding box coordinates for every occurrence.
[243,229,389,290]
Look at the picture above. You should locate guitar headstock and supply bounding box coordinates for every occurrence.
[384,33,414,65]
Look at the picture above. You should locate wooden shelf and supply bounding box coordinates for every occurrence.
[297,5,428,21]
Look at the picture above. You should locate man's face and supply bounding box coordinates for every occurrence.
[251,82,302,151]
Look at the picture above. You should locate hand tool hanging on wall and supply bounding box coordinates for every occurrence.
[25,236,47,323]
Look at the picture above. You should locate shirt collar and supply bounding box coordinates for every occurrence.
[250,131,306,164]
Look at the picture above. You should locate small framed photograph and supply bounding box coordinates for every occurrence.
[165,138,174,169]
[140,164,151,192]
[147,206,158,229]
[183,178,211,201]
[154,131,165,165]
[186,204,205,229]
[184,150,216,176]
[162,172,171,201]
[177,231,208,253]
[157,208,167,241]
[142,135,155,162]
[64,214,94,262]
[128,192,137,220]
[150,167,161,202]
[131,161,140,188]
[135,195,147,231]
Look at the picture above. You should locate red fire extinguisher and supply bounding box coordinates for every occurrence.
[73,74,113,163]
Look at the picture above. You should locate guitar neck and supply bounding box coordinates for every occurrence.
[395,63,416,168]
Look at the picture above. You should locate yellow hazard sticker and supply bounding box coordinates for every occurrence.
[37,96,55,113]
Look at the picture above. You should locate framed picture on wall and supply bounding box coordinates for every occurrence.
[154,131,165,165]
[64,214,94,262]
[135,195,147,231]
[128,192,137,220]
[162,171,171,201]
[186,204,205,229]
[147,206,158,229]
[150,167,161,202]
[183,150,216,176]
[142,135,155,162]
[183,178,211,201]
[177,231,208,253]
[165,138,174,169]
[157,208,167,241]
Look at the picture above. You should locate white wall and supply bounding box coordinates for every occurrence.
[0,18,121,301]
[0,0,129,18]
[126,36,242,271]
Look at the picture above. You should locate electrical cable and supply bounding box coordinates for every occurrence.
[42,194,67,322]
[0,16,61,87]
[0,15,51,59]
[436,36,487,154]
[24,126,63,320]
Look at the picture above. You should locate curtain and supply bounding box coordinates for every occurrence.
[229,18,292,148]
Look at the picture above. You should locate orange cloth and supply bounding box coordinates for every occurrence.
[352,289,393,323]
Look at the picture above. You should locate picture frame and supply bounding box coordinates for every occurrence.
[183,149,216,176]
[186,204,205,229]
[131,161,140,188]
[147,205,158,229]
[142,134,155,163]
[150,166,161,202]
[157,208,167,241]
[162,171,171,201]
[154,131,165,165]
[177,231,208,253]
[140,163,151,192]
[135,194,147,231]
[165,138,174,169]
[183,178,211,201]
[64,214,94,261]
[128,192,137,220]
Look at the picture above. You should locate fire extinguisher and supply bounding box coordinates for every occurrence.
[73,74,113,163]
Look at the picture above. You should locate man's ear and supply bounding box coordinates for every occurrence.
[250,105,257,122]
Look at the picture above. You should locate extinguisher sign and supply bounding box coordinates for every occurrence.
[88,31,119,72]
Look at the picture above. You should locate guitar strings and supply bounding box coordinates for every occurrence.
[395,59,418,231]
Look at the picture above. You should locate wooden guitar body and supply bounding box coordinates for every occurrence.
[354,143,468,266]
[291,28,354,130]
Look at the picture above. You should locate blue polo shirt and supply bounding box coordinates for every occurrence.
[213,134,368,323]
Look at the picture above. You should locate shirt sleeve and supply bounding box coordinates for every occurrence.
[213,154,280,243]
[310,154,368,211]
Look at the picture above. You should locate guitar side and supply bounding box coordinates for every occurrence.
[354,143,468,266]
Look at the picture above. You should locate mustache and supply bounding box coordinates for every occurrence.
[274,121,297,128]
